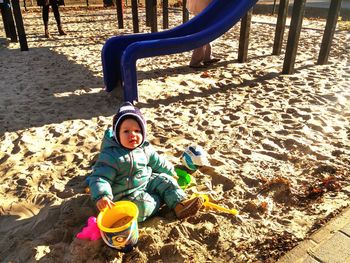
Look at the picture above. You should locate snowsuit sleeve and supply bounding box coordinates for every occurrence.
[144,142,175,176]
[89,150,118,202]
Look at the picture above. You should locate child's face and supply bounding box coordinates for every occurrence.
[119,118,143,149]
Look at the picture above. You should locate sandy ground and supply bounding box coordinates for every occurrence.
[0,6,350,263]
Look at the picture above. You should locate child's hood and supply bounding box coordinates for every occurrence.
[101,128,120,149]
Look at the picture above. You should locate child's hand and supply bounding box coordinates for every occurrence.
[96,197,115,211]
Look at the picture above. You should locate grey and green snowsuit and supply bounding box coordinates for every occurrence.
[89,129,186,222]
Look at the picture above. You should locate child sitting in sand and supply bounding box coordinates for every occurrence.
[89,102,204,222]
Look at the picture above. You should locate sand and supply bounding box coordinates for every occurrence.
[0,5,350,263]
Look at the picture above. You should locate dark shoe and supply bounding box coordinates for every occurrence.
[174,197,204,219]
[189,63,207,69]
[58,25,67,35]
[44,28,51,38]
[203,58,220,65]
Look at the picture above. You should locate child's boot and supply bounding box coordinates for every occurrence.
[174,196,204,219]
[58,24,67,35]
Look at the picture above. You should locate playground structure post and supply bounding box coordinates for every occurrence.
[162,0,168,29]
[238,8,253,63]
[120,0,188,33]
[282,0,306,74]
[131,0,139,33]
[272,0,277,15]
[145,0,150,26]
[183,0,189,23]
[1,0,17,42]
[150,0,157,32]
[116,0,123,28]
[272,0,289,55]
[317,0,342,65]
[11,0,28,50]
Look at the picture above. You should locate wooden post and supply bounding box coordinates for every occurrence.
[282,0,306,74]
[11,0,28,50]
[273,0,289,55]
[238,9,252,63]
[145,0,150,26]
[183,0,189,23]
[272,0,277,15]
[317,0,342,65]
[131,0,139,33]
[2,0,17,42]
[162,0,168,29]
[116,0,124,28]
[150,0,157,32]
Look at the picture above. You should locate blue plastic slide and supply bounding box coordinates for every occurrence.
[102,0,258,102]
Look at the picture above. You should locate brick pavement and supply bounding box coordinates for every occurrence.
[277,206,350,263]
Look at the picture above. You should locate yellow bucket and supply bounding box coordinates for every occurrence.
[97,201,139,251]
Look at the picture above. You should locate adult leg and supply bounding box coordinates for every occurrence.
[42,5,50,38]
[203,42,220,65]
[189,10,207,68]
[52,3,66,35]
[189,46,206,68]
[203,43,211,61]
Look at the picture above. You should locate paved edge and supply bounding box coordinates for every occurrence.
[277,205,350,263]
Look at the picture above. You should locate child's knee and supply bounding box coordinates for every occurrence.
[132,193,161,221]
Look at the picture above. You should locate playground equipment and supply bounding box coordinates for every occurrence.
[181,145,209,171]
[191,193,239,216]
[101,0,344,103]
[0,0,343,86]
[102,0,258,102]
[97,201,139,251]
[175,168,192,189]
[114,0,189,33]
[76,216,102,241]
